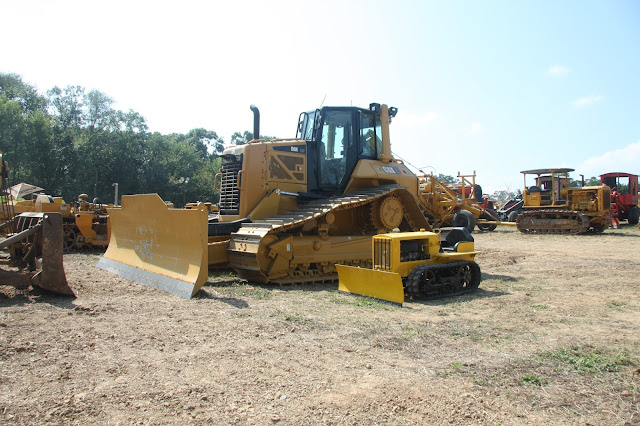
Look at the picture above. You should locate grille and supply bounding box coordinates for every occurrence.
[373,237,391,271]
[219,156,242,214]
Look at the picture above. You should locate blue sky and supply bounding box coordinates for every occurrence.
[2,0,639,193]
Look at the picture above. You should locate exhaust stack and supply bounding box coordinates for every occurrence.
[250,105,260,140]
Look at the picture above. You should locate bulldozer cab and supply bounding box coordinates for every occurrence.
[297,104,384,193]
[521,168,573,207]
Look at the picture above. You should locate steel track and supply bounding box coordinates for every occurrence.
[516,209,590,235]
[227,184,431,284]
[404,260,482,300]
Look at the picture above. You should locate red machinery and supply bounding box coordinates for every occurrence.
[600,172,639,228]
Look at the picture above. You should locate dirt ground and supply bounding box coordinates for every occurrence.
[1,225,639,424]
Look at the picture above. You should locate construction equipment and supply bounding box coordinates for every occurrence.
[99,103,491,298]
[0,193,71,222]
[497,196,523,222]
[64,194,111,250]
[0,192,110,250]
[0,154,74,297]
[418,171,504,232]
[516,168,611,234]
[336,228,481,305]
[600,172,639,228]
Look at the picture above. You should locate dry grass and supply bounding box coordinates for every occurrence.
[0,225,638,424]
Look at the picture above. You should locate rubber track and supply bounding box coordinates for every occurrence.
[516,209,590,235]
[405,260,481,300]
[228,184,427,283]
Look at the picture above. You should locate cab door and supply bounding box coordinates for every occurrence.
[317,109,357,191]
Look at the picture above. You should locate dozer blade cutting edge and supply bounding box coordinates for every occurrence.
[336,264,405,306]
[97,194,209,299]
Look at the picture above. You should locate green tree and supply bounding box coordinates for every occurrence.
[1,72,225,206]
[433,173,459,185]
[230,130,277,145]
[490,188,522,202]
[0,73,47,114]
[0,73,51,185]
[180,128,224,156]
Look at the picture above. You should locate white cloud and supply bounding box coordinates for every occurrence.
[578,140,640,178]
[573,95,604,107]
[470,122,486,134]
[548,65,571,76]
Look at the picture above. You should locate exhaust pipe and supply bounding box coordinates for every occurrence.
[250,105,260,140]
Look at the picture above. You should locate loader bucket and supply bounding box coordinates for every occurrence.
[97,194,209,299]
[336,264,405,306]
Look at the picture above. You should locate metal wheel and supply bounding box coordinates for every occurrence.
[459,262,481,290]
[371,195,404,232]
[63,226,77,251]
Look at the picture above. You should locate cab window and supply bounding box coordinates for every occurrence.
[360,112,380,158]
[319,111,352,186]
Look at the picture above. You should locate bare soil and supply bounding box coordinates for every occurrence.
[1,225,639,424]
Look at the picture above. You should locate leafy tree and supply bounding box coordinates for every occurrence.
[230,130,277,145]
[179,128,224,156]
[47,85,85,130]
[0,72,225,207]
[0,73,51,184]
[433,173,459,185]
[0,73,47,113]
[490,188,522,202]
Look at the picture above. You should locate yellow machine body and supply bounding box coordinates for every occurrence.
[1,195,71,222]
[517,168,611,234]
[97,194,209,299]
[64,195,112,250]
[337,231,479,305]
[102,103,487,298]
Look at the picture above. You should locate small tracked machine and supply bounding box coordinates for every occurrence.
[337,228,481,305]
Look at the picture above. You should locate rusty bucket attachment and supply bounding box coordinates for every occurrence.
[0,212,75,297]
[336,264,405,306]
[97,194,209,299]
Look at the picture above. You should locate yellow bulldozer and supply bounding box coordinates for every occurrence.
[99,103,485,299]
[337,228,481,305]
[516,168,611,234]
[64,194,111,250]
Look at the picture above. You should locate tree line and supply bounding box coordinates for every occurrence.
[2,72,603,208]
[0,72,273,207]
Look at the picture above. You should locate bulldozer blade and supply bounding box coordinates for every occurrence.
[97,194,209,299]
[31,213,75,297]
[336,264,405,306]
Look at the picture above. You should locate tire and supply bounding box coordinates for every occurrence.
[474,185,483,203]
[507,210,520,223]
[477,208,498,231]
[628,206,640,225]
[453,210,476,233]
